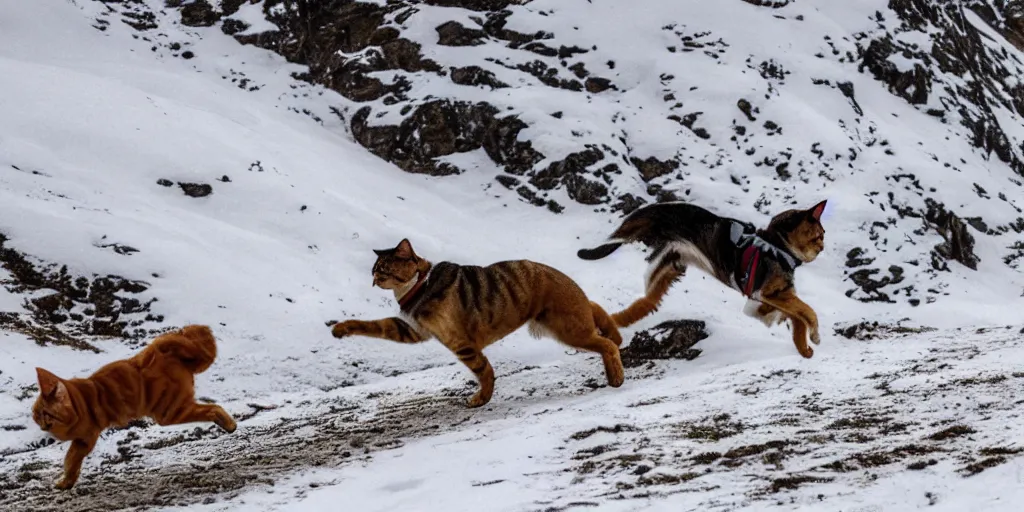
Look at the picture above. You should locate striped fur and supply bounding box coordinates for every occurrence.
[31,325,236,489]
[332,239,624,407]
[578,200,827,358]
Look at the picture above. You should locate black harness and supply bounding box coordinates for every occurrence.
[730,222,801,297]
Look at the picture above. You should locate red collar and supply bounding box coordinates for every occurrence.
[398,270,430,308]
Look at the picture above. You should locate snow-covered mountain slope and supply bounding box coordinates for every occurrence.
[1,0,1023,510]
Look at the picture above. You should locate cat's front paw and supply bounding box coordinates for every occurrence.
[331,321,359,339]
[810,330,821,345]
[54,475,77,490]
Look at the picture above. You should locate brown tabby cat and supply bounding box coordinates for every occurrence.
[330,239,625,407]
[31,325,236,490]
[578,200,827,358]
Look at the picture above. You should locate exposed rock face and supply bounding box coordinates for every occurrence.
[180,0,221,27]
[857,0,1024,177]
[213,0,629,211]
[620,320,709,368]
[350,101,542,177]
[0,234,163,350]
[179,182,214,198]
[106,0,1024,305]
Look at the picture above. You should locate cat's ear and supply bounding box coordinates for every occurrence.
[372,249,389,257]
[808,200,827,222]
[394,238,415,259]
[36,368,62,399]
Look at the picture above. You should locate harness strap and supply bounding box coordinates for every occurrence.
[740,245,761,297]
[731,221,801,297]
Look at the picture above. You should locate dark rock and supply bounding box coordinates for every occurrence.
[845,247,875,268]
[631,156,679,182]
[352,101,541,177]
[221,18,249,36]
[568,62,589,79]
[181,50,195,59]
[123,10,158,31]
[621,320,709,368]
[450,66,508,89]
[180,1,220,27]
[863,0,1024,177]
[219,0,246,16]
[0,233,162,349]
[611,193,647,215]
[98,242,140,256]
[523,42,559,57]
[558,45,588,58]
[836,81,863,115]
[737,98,756,121]
[833,320,936,341]
[845,266,903,303]
[178,182,213,198]
[741,0,792,7]
[923,199,979,270]
[584,77,613,93]
[156,179,173,187]
[494,59,582,91]
[436,21,486,46]
[858,36,930,105]
[423,0,520,10]
[482,10,550,45]
[495,175,519,189]
[530,148,608,204]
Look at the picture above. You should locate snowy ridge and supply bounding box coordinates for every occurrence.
[0,0,1024,510]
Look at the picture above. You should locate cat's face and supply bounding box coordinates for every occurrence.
[32,368,77,441]
[768,200,827,263]
[371,239,421,290]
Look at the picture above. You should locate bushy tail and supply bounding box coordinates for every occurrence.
[611,257,683,328]
[151,324,218,374]
[590,301,623,347]
[577,214,653,260]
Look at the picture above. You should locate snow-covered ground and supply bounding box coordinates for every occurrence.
[1,0,1023,510]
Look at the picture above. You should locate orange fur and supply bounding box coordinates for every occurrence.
[611,263,683,328]
[31,325,236,489]
[757,275,821,358]
[333,239,625,407]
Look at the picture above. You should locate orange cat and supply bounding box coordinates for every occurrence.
[31,324,236,490]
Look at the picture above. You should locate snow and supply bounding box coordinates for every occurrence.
[886,53,920,73]
[1,0,1024,510]
[227,1,279,36]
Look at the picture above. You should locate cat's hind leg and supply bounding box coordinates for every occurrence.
[156,403,237,433]
[451,345,495,408]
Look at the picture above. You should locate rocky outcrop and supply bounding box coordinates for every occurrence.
[620,320,709,368]
[99,0,1024,306]
[0,234,164,349]
[180,0,221,27]
[857,0,1024,176]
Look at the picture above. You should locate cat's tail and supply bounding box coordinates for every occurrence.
[610,253,683,328]
[590,301,622,347]
[152,324,218,374]
[577,213,653,260]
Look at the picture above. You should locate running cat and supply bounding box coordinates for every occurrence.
[32,325,236,489]
[578,200,826,358]
[331,239,625,407]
